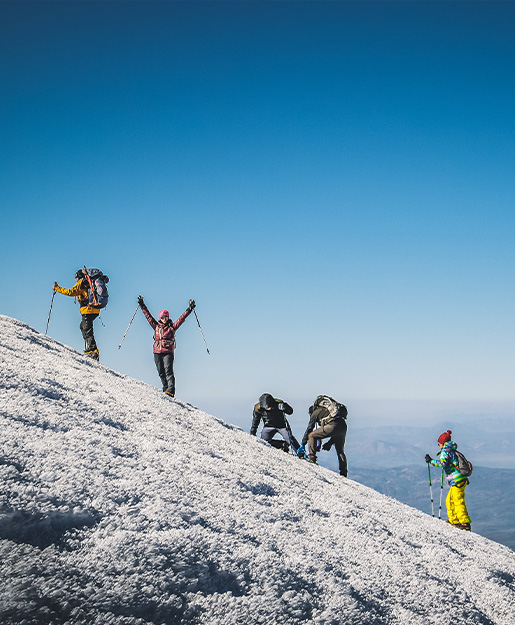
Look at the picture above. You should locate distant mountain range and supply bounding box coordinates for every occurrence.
[343,422,515,469]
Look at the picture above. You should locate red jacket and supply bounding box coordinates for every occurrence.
[141,306,193,354]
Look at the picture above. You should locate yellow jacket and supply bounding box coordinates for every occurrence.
[54,280,100,315]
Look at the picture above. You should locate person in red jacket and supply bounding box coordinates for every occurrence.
[138,295,195,398]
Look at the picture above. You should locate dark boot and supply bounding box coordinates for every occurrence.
[85,349,99,361]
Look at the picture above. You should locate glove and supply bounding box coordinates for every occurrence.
[137,295,144,307]
[53,282,59,290]
[425,454,432,463]
[189,299,196,310]
[297,445,306,458]
[322,440,333,451]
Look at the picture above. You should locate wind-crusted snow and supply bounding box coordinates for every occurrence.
[1,315,515,625]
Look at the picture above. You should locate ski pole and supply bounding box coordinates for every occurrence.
[438,468,444,520]
[118,305,140,349]
[428,463,434,517]
[45,290,56,335]
[193,309,210,354]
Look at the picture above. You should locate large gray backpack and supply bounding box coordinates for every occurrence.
[84,267,109,309]
[314,395,347,425]
[455,450,473,477]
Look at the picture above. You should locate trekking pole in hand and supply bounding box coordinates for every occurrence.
[45,289,56,335]
[193,309,210,354]
[438,468,444,520]
[427,463,434,517]
[118,305,140,349]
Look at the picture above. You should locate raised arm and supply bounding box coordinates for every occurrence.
[138,296,157,329]
[173,299,196,331]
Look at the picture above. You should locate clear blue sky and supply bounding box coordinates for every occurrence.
[1,1,515,431]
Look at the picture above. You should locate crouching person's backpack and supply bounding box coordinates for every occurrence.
[314,395,348,426]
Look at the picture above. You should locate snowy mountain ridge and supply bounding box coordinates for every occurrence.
[1,314,515,625]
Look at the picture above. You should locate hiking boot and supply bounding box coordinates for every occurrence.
[85,349,99,361]
[164,391,175,398]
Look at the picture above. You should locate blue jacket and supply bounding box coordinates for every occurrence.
[430,441,468,487]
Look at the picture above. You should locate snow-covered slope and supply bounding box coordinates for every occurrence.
[1,315,515,625]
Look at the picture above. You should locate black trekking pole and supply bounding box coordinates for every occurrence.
[438,468,444,520]
[118,305,140,349]
[284,417,300,455]
[428,463,435,517]
[45,290,56,335]
[193,309,210,354]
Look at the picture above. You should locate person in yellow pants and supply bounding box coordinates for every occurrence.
[425,429,471,531]
[446,480,469,526]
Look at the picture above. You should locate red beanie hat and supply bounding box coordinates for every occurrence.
[438,430,452,445]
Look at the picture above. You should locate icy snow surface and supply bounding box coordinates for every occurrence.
[1,314,515,625]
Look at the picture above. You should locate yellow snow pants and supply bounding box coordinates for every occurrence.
[446,482,471,525]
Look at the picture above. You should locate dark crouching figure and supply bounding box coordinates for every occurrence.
[251,394,300,454]
[300,395,348,477]
[138,295,195,398]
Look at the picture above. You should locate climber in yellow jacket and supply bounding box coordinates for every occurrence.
[53,269,103,360]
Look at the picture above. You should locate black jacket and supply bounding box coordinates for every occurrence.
[251,396,293,436]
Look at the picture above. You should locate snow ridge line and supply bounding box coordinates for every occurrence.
[1,314,515,625]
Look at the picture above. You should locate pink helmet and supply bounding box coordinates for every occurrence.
[158,309,170,320]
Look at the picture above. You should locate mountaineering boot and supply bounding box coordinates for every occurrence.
[458,523,471,531]
[164,391,175,398]
[85,349,99,361]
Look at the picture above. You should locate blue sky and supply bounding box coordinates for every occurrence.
[1,1,515,431]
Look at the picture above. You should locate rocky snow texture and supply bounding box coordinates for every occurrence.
[1,314,515,625]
